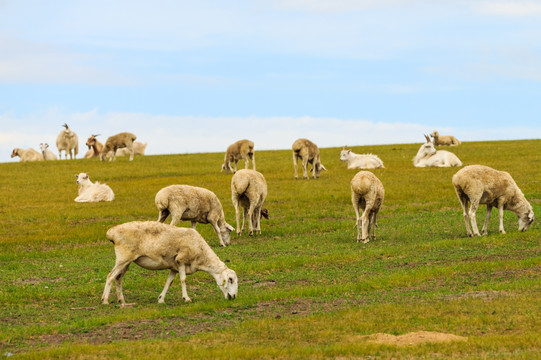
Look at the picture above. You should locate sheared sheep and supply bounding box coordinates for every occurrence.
[292,138,327,179]
[11,148,43,162]
[413,135,462,167]
[155,185,235,247]
[340,146,384,169]
[84,134,103,159]
[100,132,137,161]
[101,221,238,306]
[231,169,268,235]
[221,139,255,174]
[452,165,534,236]
[56,123,79,159]
[430,131,461,146]
[39,143,58,160]
[114,141,147,157]
[74,173,114,202]
[351,171,384,243]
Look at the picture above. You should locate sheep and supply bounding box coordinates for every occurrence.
[56,123,79,159]
[101,221,238,306]
[340,146,384,169]
[292,138,327,179]
[114,141,147,157]
[351,171,385,243]
[10,148,43,162]
[221,139,255,174]
[84,134,103,159]
[430,131,461,146]
[155,185,235,247]
[231,169,268,236]
[74,173,114,202]
[100,132,137,161]
[452,165,534,237]
[39,143,58,160]
[413,135,462,167]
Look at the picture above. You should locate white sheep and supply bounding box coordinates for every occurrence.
[452,165,534,237]
[56,123,79,159]
[430,131,461,146]
[221,139,255,174]
[74,173,115,202]
[351,171,385,243]
[10,148,43,162]
[100,132,137,161]
[84,134,103,159]
[101,221,238,306]
[340,146,384,169]
[413,135,462,167]
[39,143,58,160]
[292,138,327,179]
[231,169,268,235]
[155,185,235,247]
[114,141,147,157]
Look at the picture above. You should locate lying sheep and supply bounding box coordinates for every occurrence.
[74,173,114,202]
[351,171,384,243]
[231,169,268,235]
[56,123,79,159]
[100,132,137,161]
[84,134,103,159]
[39,143,58,160]
[114,141,147,157]
[155,185,235,247]
[221,139,255,174]
[430,131,461,146]
[292,138,327,179]
[340,146,384,169]
[101,221,238,306]
[11,148,43,162]
[413,135,462,167]
[452,165,534,237]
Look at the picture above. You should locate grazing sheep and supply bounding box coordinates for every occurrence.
[84,134,103,159]
[10,148,43,162]
[292,138,327,179]
[101,221,238,306]
[452,165,534,237]
[39,143,58,161]
[430,131,461,146]
[114,141,147,157]
[351,171,384,243]
[56,123,79,159]
[221,139,255,174]
[340,146,384,169]
[231,169,268,235]
[155,185,235,247]
[413,135,462,167]
[74,173,114,202]
[100,132,137,161]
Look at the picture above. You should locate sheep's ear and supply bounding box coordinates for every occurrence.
[225,223,235,231]
[74,174,79,178]
[83,174,89,179]
[528,211,534,222]
[229,276,235,284]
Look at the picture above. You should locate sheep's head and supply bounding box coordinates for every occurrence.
[339,149,351,162]
[430,131,439,138]
[86,134,99,147]
[75,173,90,185]
[39,143,49,152]
[10,149,19,158]
[220,223,235,246]
[418,137,436,157]
[518,209,535,232]
[261,208,269,219]
[216,269,238,300]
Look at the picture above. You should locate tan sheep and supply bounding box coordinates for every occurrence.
[430,131,461,146]
[39,143,58,160]
[351,171,384,243]
[114,141,147,157]
[292,138,327,179]
[452,165,534,237]
[100,132,137,161]
[155,185,235,247]
[101,221,238,306]
[56,123,79,159]
[221,139,255,174]
[11,148,43,162]
[84,134,103,159]
[231,169,268,236]
[74,173,114,202]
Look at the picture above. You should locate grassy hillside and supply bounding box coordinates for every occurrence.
[1,140,540,359]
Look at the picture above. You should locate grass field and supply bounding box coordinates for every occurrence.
[1,140,540,359]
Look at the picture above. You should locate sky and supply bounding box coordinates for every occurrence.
[1,0,540,162]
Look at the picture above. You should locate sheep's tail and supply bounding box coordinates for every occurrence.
[232,175,251,198]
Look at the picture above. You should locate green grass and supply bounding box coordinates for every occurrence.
[1,140,540,359]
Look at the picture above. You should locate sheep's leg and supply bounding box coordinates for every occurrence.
[243,155,249,169]
[481,205,492,235]
[468,200,481,237]
[242,208,247,233]
[351,193,362,242]
[179,264,192,303]
[233,196,242,235]
[101,261,131,305]
[157,208,170,223]
[360,204,372,244]
[293,153,299,179]
[158,270,177,304]
[247,204,256,236]
[456,190,473,237]
[497,204,506,234]
[212,222,226,246]
[128,147,134,161]
[369,211,377,240]
[251,153,256,170]
[302,159,309,179]
[253,206,261,234]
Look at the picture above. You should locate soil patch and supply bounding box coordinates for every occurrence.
[362,331,467,346]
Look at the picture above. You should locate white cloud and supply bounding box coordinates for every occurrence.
[475,1,541,16]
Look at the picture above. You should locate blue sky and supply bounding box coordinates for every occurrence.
[1,0,540,162]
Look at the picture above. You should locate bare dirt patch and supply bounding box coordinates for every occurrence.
[362,331,467,346]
